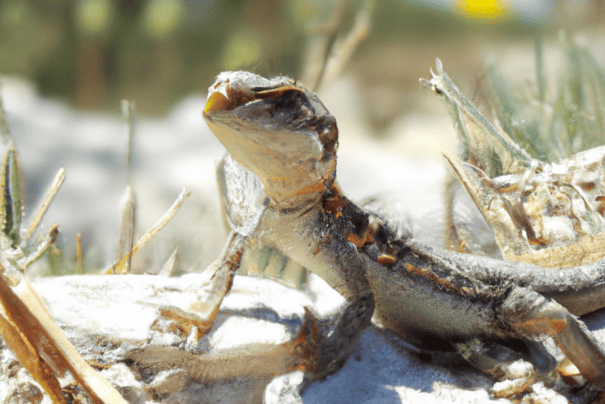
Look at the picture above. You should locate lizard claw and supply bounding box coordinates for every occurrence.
[297,296,374,381]
[501,286,605,389]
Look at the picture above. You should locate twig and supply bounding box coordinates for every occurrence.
[106,187,191,275]
[24,168,66,244]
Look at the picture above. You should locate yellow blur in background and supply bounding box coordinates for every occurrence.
[456,0,511,20]
[0,0,601,116]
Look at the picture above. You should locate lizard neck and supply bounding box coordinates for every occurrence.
[266,176,335,212]
[262,158,337,209]
[254,126,338,208]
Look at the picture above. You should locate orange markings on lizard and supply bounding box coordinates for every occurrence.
[404,263,468,295]
[346,231,374,248]
[512,317,568,337]
[291,308,321,372]
[323,186,346,218]
[377,254,397,266]
[293,181,328,197]
[346,214,377,249]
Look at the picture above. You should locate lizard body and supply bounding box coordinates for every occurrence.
[203,71,605,389]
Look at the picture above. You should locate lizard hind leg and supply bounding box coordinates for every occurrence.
[501,286,605,390]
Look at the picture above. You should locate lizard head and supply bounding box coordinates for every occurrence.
[203,71,338,204]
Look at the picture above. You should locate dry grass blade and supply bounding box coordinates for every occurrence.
[121,100,135,182]
[24,168,66,244]
[300,0,348,90]
[158,247,178,277]
[21,224,58,270]
[76,232,83,274]
[113,100,137,273]
[320,0,372,89]
[0,267,128,403]
[108,187,191,275]
[114,185,136,273]
[424,59,533,176]
[301,36,332,92]
[0,79,126,402]
[443,171,464,252]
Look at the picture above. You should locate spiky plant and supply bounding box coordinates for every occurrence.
[424,37,605,268]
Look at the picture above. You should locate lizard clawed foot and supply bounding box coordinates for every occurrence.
[294,296,375,385]
[452,337,558,397]
[152,231,247,340]
[273,299,374,401]
[453,337,556,380]
[501,286,605,389]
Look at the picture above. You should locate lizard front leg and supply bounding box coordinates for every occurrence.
[501,286,605,389]
[195,231,248,325]
[279,229,376,387]
[152,231,247,337]
[303,295,375,380]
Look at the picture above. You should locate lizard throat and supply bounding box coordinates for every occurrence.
[266,176,334,211]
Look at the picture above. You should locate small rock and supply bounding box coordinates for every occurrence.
[521,382,568,404]
[264,371,304,404]
[492,377,533,398]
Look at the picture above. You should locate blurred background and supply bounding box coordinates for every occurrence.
[1,0,605,275]
[1,0,600,116]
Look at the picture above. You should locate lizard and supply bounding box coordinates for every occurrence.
[202,70,605,391]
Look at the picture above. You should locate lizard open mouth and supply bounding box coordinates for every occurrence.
[204,85,300,117]
[205,87,322,136]
[204,71,300,118]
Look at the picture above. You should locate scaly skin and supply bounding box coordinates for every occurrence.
[203,71,605,389]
